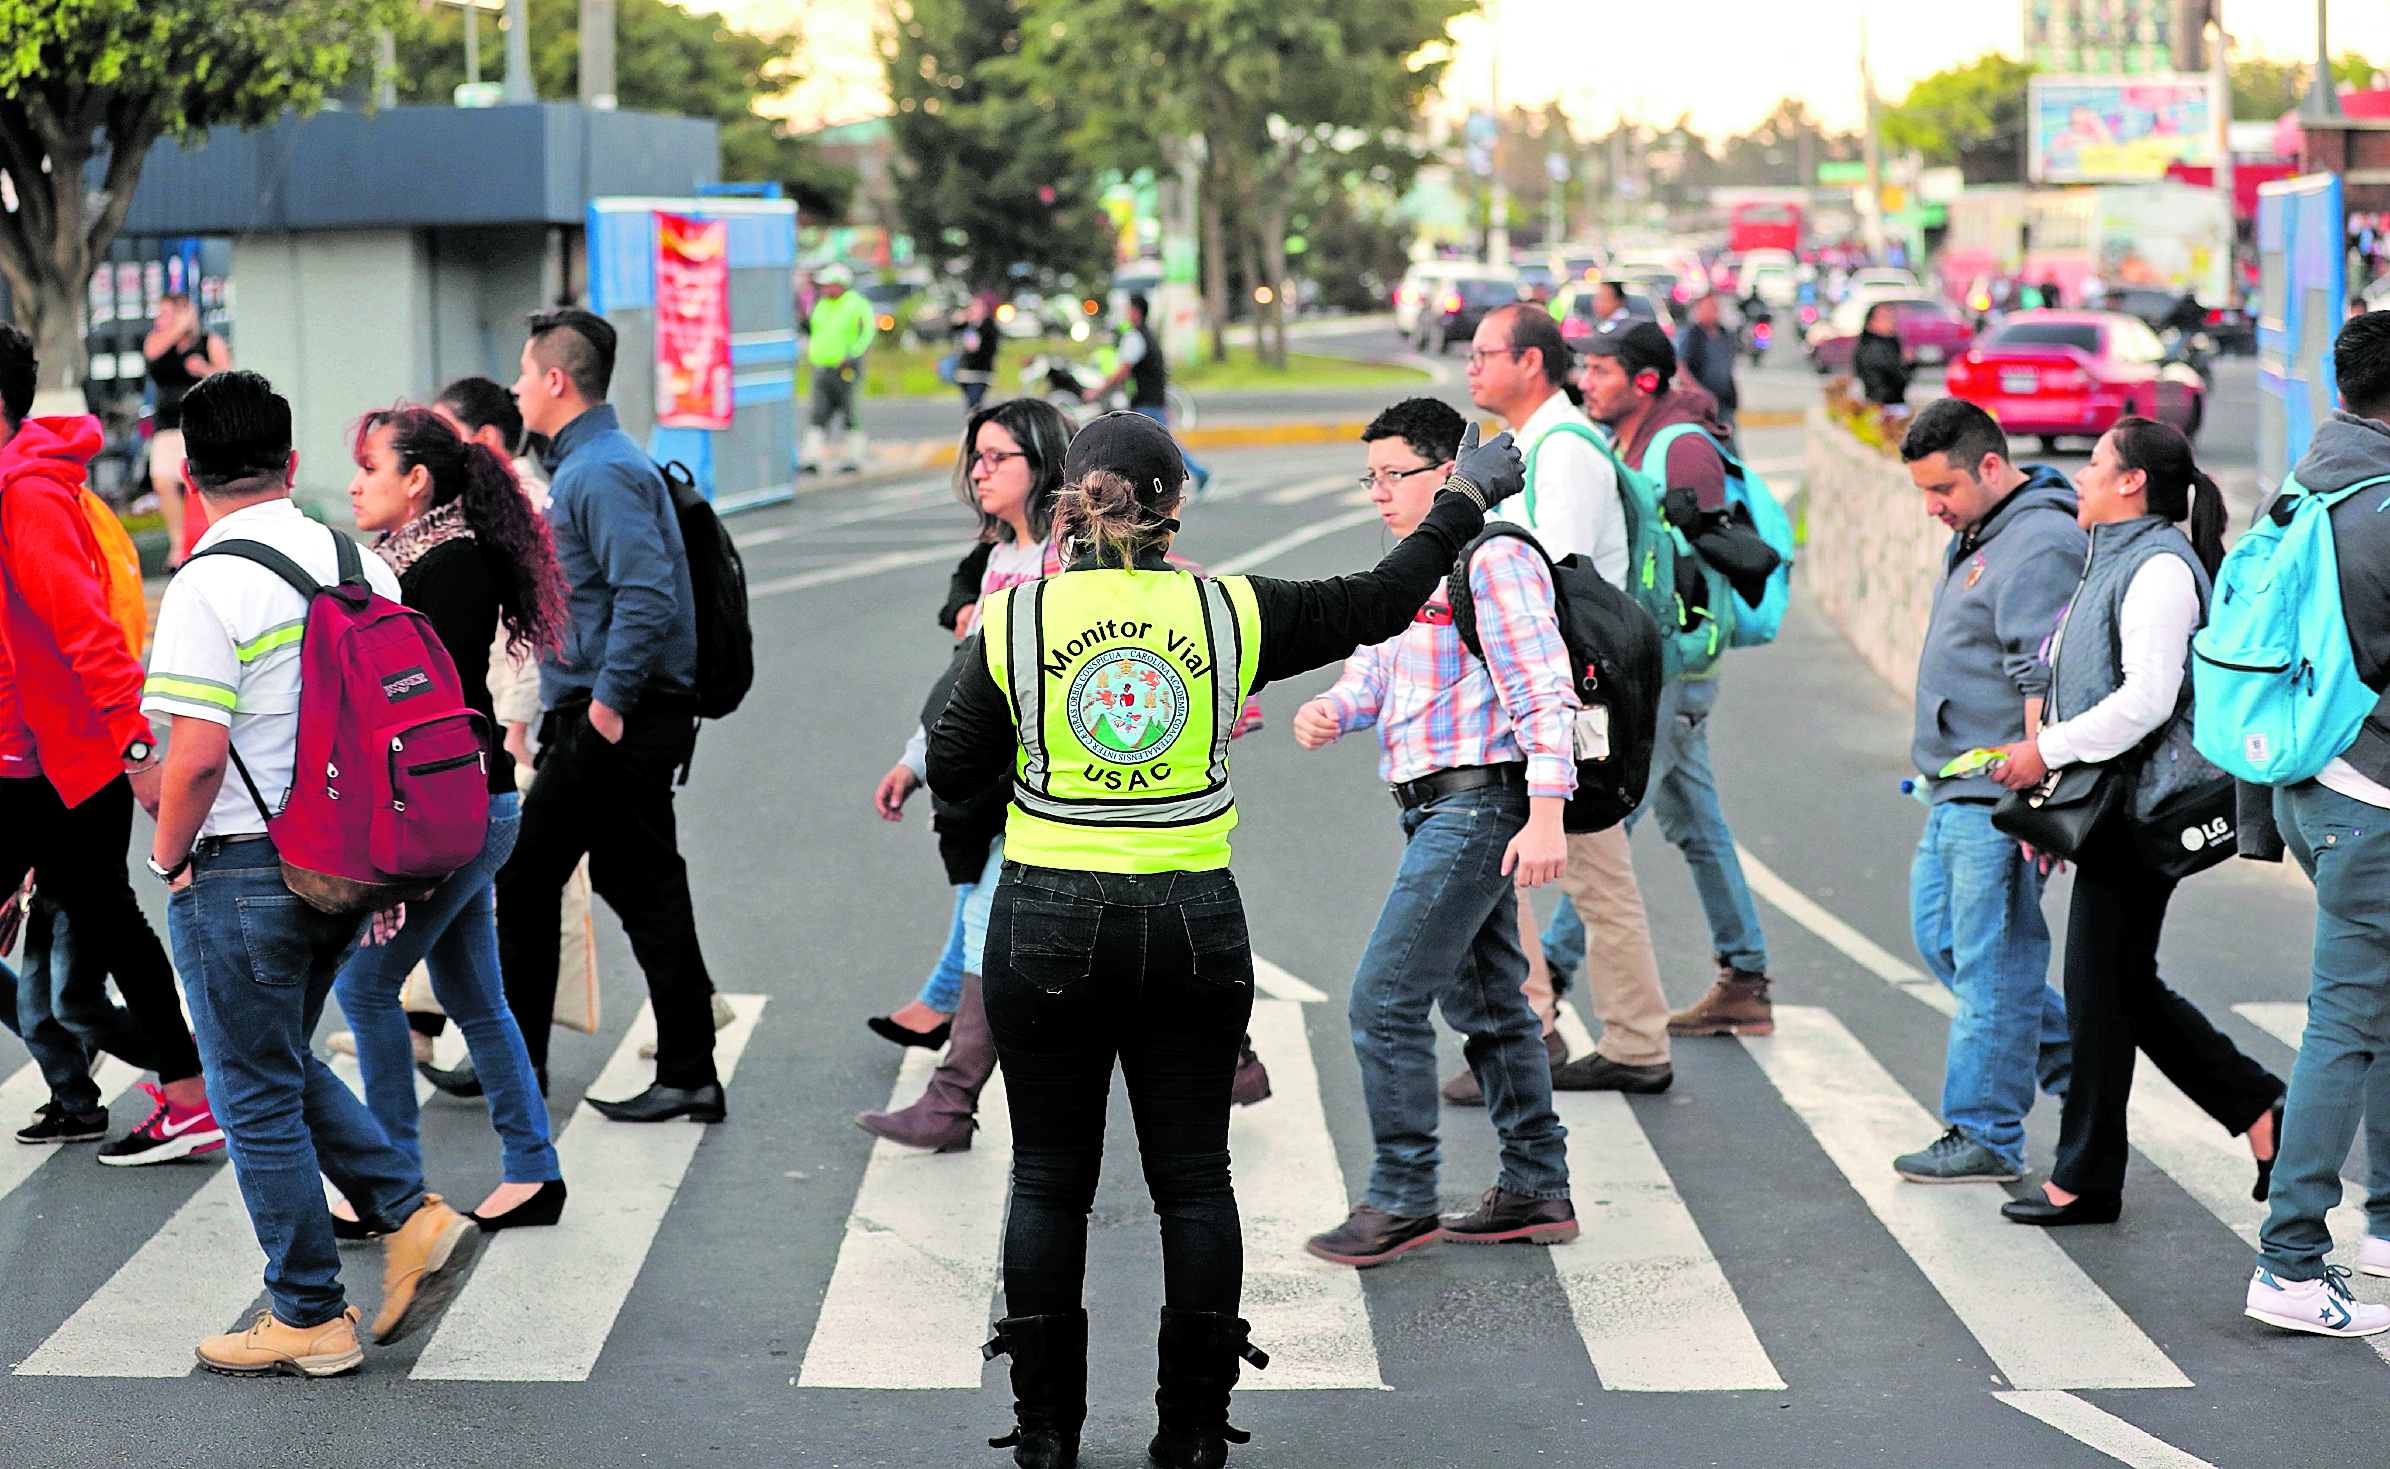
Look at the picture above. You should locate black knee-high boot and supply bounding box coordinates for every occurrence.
[1147,1308,1268,1469]
[983,1311,1086,1469]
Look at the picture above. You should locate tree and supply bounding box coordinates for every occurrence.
[391,0,854,220]
[1881,53,2037,185]
[0,0,403,394]
[2230,57,2306,121]
[881,0,1111,293]
[1711,99,1859,188]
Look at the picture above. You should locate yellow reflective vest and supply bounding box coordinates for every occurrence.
[981,567,1264,873]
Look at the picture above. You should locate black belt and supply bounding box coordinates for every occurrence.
[1390,762,1522,812]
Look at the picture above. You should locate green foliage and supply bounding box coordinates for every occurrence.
[389,0,854,219]
[1881,53,2037,184]
[2231,57,2306,121]
[1710,99,1861,188]
[0,0,405,387]
[883,0,1111,292]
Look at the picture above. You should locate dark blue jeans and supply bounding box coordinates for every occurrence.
[170,838,425,1329]
[1350,780,1569,1217]
[334,793,556,1182]
[984,861,1253,1317]
[0,897,151,1114]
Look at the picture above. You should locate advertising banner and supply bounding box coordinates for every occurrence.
[654,211,732,430]
[2029,76,2217,183]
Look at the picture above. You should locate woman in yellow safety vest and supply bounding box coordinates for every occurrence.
[926,411,1522,1469]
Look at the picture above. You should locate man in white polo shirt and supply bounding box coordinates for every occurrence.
[1459,302,1675,1098]
[142,371,480,1379]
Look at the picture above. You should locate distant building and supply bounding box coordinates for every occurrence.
[2025,0,2214,75]
[803,118,896,228]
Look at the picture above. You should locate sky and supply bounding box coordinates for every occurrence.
[735,0,2390,138]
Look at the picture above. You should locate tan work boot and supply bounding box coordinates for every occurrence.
[196,1307,363,1377]
[373,1195,482,1345]
[1668,964,1774,1036]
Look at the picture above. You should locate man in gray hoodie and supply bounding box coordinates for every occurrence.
[2246,311,2390,1338]
[1894,399,2083,1183]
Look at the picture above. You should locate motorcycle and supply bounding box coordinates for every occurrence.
[1015,352,1199,432]
[1738,299,1774,365]
[2159,328,2216,390]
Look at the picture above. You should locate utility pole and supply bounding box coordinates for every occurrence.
[2210,9,2233,210]
[503,0,534,103]
[580,0,617,110]
[462,0,481,86]
[1859,16,1886,258]
[1487,0,1510,265]
[2305,0,2338,117]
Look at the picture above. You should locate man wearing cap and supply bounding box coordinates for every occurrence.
[1459,303,1677,1100]
[1570,318,1777,1038]
[803,264,875,475]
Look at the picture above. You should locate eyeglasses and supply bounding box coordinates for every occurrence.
[1356,463,1444,491]
[1465,347,1525,368]
[970,449,1027,473]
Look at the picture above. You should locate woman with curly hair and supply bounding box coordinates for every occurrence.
[331,403,574,1233]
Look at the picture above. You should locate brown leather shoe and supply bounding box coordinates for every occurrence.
[1442,1029,1567,1106]
[1667,971,1773,1036]
[373,1195,481,1345]
[1440,1186,1579,1245]
[197,1307,363,1377]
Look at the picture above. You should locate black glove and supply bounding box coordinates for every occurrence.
[1441,422,1525,510]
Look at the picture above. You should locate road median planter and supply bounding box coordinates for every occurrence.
[1801,402,1944,694]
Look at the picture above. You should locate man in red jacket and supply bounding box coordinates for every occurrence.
[0,324,216,1161]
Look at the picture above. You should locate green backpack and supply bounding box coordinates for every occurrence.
[1522,419,1727,682]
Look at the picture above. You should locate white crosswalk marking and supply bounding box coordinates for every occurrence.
[1744,1006,2190,1389]
[1996,1391,2219,1468]
[1547,1089,1785,1392]
[796,1043,1012,1389]
[1232,996,1383,1391]
[0,1057,142,1207]
[1262,474,1356,505]
[2232,1002,2307,1051]
[411,995,767,1381]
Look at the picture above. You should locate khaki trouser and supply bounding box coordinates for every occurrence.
[1552,825,1672,1065]
[1518,890,1557,1034]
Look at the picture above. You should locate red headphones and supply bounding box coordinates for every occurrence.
[1633,367,1662,395]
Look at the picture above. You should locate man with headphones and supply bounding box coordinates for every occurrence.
[1571,319,1776,1039]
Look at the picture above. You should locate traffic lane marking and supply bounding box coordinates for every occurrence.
[1995,1390,2218,1468]
[0,1056,142,1210]
[1206,508,1382,577]
[1743,1006,2190,1390]
[1734,842,1955,1016]
[409,994,768,1382]
[748,546,962,598]
[795,1044,1011,1390]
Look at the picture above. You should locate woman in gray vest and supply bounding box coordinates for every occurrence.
[1986,417,2284,1225]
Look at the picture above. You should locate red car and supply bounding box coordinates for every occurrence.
[1805,295,1974,374]
[1945,310,2206,451]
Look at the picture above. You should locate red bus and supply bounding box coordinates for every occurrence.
[1728,201,1803,255]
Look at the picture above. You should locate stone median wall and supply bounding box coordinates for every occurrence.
[1800,403,1948,696]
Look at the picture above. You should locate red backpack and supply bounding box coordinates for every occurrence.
[196,529,491,915]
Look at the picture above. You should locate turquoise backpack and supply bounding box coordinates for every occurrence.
[1644,423,1796,649]
[1522,419,1723,681]
[2189,472,2390,784]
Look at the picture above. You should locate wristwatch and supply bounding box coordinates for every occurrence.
[146,854,190,884]
[125,737,155,765]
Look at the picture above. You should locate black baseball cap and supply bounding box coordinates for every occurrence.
[1061,410,1186,495]
[1579,318,1676,386]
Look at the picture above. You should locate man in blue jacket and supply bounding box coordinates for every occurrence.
[1895,399,2079,1183]
[498,306,723,1122]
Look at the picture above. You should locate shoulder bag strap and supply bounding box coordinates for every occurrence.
[185,536,327,824]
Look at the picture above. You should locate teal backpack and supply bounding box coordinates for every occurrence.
[2189,472,2390,784]
[1644,423,1796,650]
[1522,419,1723,681]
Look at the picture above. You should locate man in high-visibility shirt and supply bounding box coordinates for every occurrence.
[803,263,876,475]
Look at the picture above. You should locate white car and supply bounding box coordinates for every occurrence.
[1737,250,1799,309]
[1845,267,1922,299]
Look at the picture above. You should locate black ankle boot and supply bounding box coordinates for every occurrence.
[1147,1308,1268,1469]
[982,1311,1086,1469]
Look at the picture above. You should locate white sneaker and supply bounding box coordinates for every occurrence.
[2361,1238,2390,1279]
[2246,1265,2390,1336]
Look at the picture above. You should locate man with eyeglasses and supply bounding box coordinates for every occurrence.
[1295,396,1578,1266]
[1450,303,1678,1103]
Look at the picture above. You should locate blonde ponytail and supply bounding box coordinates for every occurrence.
[1054,469,1183,568]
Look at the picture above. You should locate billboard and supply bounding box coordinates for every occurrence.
[2024,0,2180,75]
[2029,75,2217,183]
[653,211,733,431]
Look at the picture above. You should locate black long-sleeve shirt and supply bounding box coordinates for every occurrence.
[926,492,1487,806]
[400,537,515,795]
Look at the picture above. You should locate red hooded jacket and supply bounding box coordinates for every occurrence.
[0,415,150,807]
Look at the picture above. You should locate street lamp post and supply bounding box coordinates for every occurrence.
[2308,0,2340,118]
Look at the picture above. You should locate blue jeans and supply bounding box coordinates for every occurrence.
[333,793,556,1183]
[1130,404,1209,486]
[2261,783,2390,1277]
[1349,780,1569,1217]
[1539,678,1769,977]
[171,838,426,1329]
[0,898,151,1115]
[913,836,1004,1013]
[1909,800,2072,1169]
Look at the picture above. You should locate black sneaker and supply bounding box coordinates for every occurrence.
[1549,1054,1674,1094]
[1441,1187,1580,1246]
[1304,1205,1443,1268]
[15,1105,108,1145]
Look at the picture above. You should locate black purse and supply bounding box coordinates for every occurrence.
[2130,774,2238,881]
[1991,761,2129,859]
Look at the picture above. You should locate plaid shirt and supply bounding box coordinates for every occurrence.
[1321,535,1578,799]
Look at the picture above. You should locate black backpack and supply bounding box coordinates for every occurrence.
[1447,525,1663,833]
[660,461,754,719]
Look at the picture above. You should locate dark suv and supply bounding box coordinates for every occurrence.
[1420,276,1526,353]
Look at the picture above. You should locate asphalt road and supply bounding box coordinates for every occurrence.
[0,365,2362,1468]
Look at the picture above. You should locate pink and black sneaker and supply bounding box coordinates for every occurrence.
[96,1083,225,1166]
